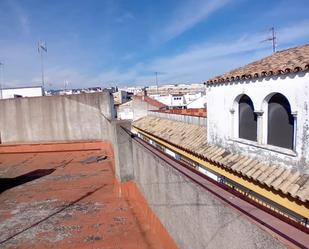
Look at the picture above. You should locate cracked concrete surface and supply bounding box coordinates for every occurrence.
[0,142,177,249]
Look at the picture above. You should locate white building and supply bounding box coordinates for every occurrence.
[1,86,43,99]
[118,86,143,95]
[118,101,134,120]
[206,44,309,172]
[46,87,103,96]
[146,83,205,95]
[113,90,130,105]
[151,92,203,109]
[170,94,185,107]
[118,95,166,120]
[186,94,207,109]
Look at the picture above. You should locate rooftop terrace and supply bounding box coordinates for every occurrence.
[0,141,177,249]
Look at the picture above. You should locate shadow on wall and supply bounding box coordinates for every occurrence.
[0,168,56,194]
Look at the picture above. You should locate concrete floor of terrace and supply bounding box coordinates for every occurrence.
[0,141,177,249]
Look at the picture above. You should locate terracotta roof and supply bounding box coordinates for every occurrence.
[133,95,166,109]
[151,108,207,117]
[207,44,309,85]
[0,142,177,248]
[133,116,309,203]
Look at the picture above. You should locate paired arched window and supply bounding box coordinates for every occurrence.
[239,95,257,141]
[236,93,294,150]
[267,93,294,149]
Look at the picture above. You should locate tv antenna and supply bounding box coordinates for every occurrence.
[64,80,69,92]
[38,41,47,89]
[261,27,277,53]
[154,71,165,94]
[0,61,3,99]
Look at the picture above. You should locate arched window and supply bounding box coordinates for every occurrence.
[239,95,257,141]
[267,93,294,149]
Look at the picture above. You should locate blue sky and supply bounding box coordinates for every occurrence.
[0,0,309,89]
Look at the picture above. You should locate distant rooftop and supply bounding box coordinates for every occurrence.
[1,85,43,90]
[207,44,309,85]
[134,95,167,109]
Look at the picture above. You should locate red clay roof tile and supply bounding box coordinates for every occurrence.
[134,96,166,109]
[207,44,309,85]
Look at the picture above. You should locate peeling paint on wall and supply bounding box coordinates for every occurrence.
[207,72,309,173]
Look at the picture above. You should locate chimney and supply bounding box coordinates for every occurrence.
[143,88,147,96]
[142,87,147,100]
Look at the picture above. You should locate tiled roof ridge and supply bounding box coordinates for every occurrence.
[133,116,309,203]
[207,44,309,85]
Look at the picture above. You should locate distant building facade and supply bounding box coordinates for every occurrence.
[151,92,205,109]
[186,95,207,109]
[118,86,143,95]
[1,86,43,99]
[46,87,103,96]
[146,83,205,96]
[113,90,131,105]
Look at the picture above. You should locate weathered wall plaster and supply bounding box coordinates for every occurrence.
[207,72,309,173]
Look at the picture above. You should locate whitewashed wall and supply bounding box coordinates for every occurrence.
[152,95,171,106]
[187,95,207,108]
[152,93,203,107]
[118,98,161,121]
[183,92,202,103]
[1,87,43,99]
[118,103,134,120]
[171,95,185,106]
[207,72,309,172]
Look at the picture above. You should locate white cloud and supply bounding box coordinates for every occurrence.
[96,20,309,86]
[277,20,309,47]
[2,16,309,89]
[153,0,230,43]
[115,12,135,23]
[121,52,135,61]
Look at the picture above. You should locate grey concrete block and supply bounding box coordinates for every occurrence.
[0,92,114,143]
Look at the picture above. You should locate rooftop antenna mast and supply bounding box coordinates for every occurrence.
[261,27,277,53]
[154,71,166,95]
[64,80,69,93]
[0,61,3,99]
[155,72,158,94]
[38,41,47,89]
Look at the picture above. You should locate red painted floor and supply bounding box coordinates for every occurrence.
[0,142,178,249]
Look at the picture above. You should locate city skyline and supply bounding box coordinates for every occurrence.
[1,0,309,88]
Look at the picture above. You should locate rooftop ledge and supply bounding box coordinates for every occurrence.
[231,138,297,157]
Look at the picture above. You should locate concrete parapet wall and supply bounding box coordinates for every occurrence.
[0,92,133,184]
[110,121,134,182]
[0,92,114,143]
[131,139,285,249]
[0,92,288,248]
[149,111,207,127]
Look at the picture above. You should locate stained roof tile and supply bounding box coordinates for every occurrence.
[133,116,309,203]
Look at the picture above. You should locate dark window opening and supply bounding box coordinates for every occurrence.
[239,95,257,141]
[267,93,294,149]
